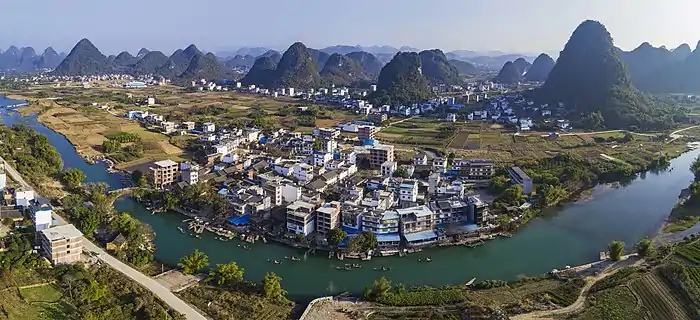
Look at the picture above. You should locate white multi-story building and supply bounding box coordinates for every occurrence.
[312,152,333,167]
[202,122,216,133]
[286,200,318,236]
[398,180,418,204]
[0,163,6,191]
[380,161,397,177]
[31,198,53,231]
[315,201,341,235]
[282,184,302,203]
[15,188,35,207]
[181,163,199,185]
[292,163,314,183]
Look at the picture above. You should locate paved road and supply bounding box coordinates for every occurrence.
[0,157,208,320]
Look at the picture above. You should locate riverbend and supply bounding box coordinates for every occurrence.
[0,104,697,300]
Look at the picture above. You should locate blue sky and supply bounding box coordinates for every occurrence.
[2,0,698,55]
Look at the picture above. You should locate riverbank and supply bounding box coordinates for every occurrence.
[3,102,700,300]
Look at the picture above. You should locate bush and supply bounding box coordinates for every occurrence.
[376,288,465,306]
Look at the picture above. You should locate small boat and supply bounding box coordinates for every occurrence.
[352,264,361,268]
[291,256,301,261]
[374,266,391,272]
[178,227,185,233]
[336,266,345,270]
[195,235,202,239]
[425,257,432,262]
[344,266,352,271]
[285,256,291,260]
[273,260,281,264]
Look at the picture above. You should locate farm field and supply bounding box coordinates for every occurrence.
[629,274,693,320]
[675,239,700,264]
[570,286,642,320]
[688,267,700,288]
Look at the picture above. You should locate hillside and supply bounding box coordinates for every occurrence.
[540,20,681,130]
[371,52,432,105]
[320,53,370,86]
[493,61,521,84]
[0,46,20,70]
[179,53,229,81]
[113,51,137,67]
[52,39,113,76]
[419,49,461,85]
[271,42,321,88]
[512,57,531,75]
[523,53,555,81]
[673,43,692,61]
[448,59,478,76]
[240,53,281,86]
[620,43,674,85]
[346,51,383,77]
[307,48,330,71]
[35,47,64,70]
[635,42,700,94]
[16,47,38,73]
[133,51,169,74]
[136,48,150,59]
[224,54,256,69]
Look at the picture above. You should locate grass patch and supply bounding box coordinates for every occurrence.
[570,286,642,320]
[178,285,293,320]
[0,284,75,320]
[664,216,700,233]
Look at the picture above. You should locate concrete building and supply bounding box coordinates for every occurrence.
[202,122,216,133]
[368,144,395,169]
[181,163,199,185]
[452,159,495,181]
[398,180,418,204]
[15,188,35,207]
[286,200,318,236]
[148,159,179,189]
[292,163,314,183]
[40,224,84,265]
[413,153,428,166]
[508,166,533,194]
[317,128,340,140]
[380,161,397,177]
[30,197,53,231]
[315,201,341,235]
[368,113,387,126]
[358,125,377,142]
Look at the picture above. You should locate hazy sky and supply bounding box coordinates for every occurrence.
[2,0,699,55]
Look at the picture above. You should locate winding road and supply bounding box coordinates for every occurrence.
[0,157,208,320]
[512,257,642,320]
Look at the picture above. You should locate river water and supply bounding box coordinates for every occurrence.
[1,98,696,300]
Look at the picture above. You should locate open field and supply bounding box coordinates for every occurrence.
[178,285,293,320]
[569,286,642,320]
[0,284,75,320]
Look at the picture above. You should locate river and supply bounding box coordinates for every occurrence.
[1,98,697,301]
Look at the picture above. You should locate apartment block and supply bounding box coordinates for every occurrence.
[315,201,341,235]
[149,159,179,188]
[286,200,318,235]
[368,144,395,168]
[358,125,377,142]
[40,224,84,265]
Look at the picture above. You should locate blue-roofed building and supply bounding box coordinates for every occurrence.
[124,81,147,88]
[403,230,441,247]
[376,233,401,251]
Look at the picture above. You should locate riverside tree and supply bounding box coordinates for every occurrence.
[210,262,244,286]
[608,240,625,261]
[634,237,655,258]
[178,249,209,275]
[262,272,287,301]
[326,228,347,247]
[62,168,87,190]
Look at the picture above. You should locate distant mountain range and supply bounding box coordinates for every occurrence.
[0,46,66,72]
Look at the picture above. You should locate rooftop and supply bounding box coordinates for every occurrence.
[509,166,531,180]
[41,224,83,241]
[403,230,439,243]
[396,205,434,218]
[153,159,178,168]
[376,233,401,243]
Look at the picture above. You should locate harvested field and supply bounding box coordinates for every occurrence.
[629,274,692,320]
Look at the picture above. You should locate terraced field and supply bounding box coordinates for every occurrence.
[689,267,700,288]
[629,274,692,320]
[675,240,700,264]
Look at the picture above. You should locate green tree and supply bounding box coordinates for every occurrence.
[489,175,510,192]
[210,262,245,286]
[102,140,121,153]
[634,237,654,258]
[262,272,287,301]
[62,168,87,189]
[539,184,567,207]
[370,277,392,299]
[608,240,625,261]
[80,280,107,304]
[359,232,378,252]
[313,137,323,151]
[691,155,700,180]
[326,228,347,247]
[73,206,101,236]
[393,167,409,178]
[178,249,209,275]
[163,193,179,211]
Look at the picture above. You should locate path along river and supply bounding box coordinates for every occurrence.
[1,97,697,300]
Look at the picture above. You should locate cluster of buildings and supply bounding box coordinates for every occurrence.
[465,93,571,132]
[0,162,84,266]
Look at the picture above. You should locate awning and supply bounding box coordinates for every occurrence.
[403,230,439,243]
[227,215,250,226]
[376,233,401,243]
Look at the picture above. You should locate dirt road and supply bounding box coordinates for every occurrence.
[512,258,642,320]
